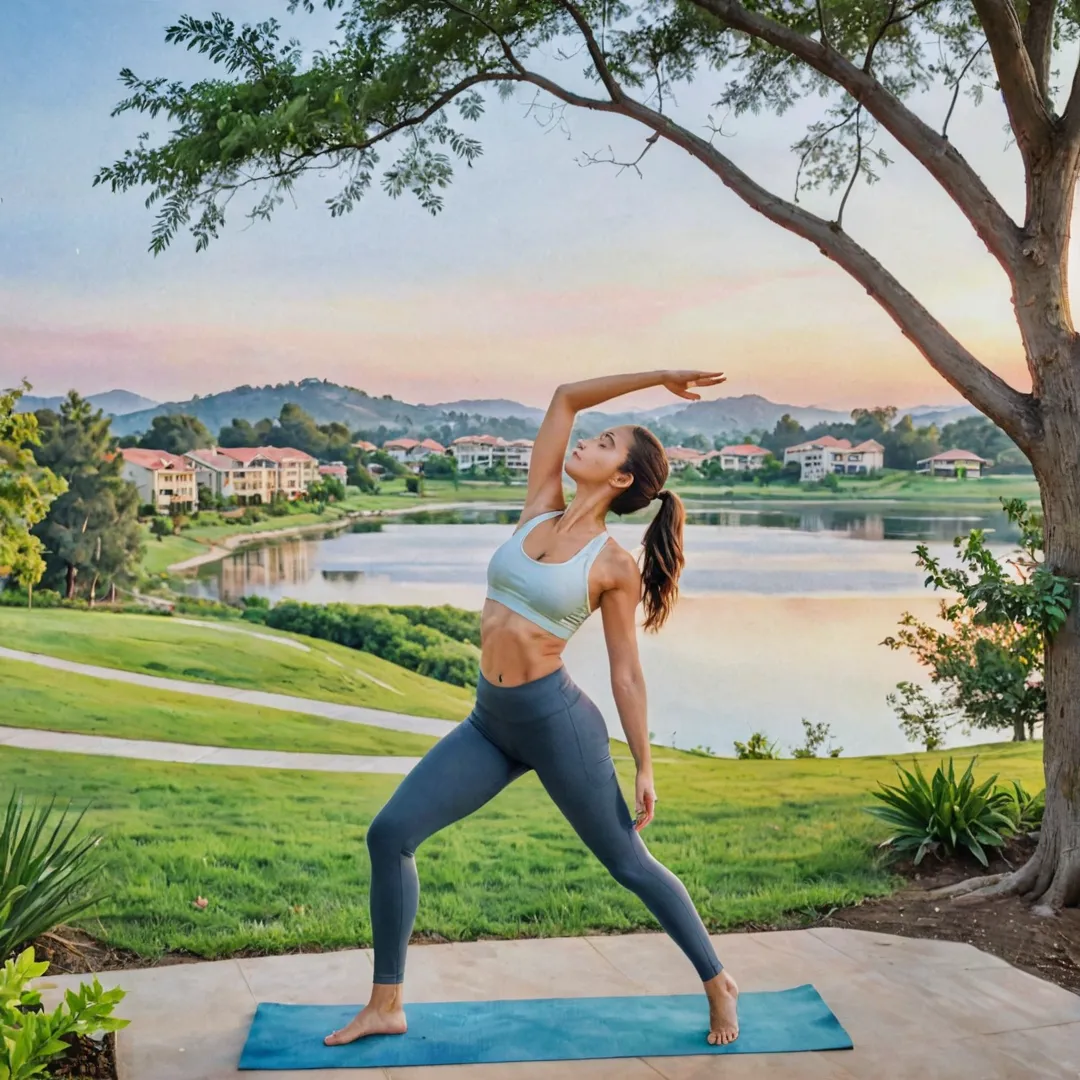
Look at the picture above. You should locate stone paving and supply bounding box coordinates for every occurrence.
[39,929,1080,1079]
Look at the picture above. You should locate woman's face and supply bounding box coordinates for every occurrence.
[565,425,636,491]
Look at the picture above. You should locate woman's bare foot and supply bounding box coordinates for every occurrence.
[324,985,407,1046]
[704,970,739,1046]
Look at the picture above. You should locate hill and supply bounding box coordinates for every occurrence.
[660,394,850,435]
[17,389,158,416]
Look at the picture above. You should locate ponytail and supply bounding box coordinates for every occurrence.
[639,489,685,632]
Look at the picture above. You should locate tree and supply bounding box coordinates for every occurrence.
[139,413,213,455]
[98,0,1080,910]
[0,385,65,599]
[32,394,143,600]
[883,499,1062,746]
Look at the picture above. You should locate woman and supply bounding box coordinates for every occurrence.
[325,369,739,1048]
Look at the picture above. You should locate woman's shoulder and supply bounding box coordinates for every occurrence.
[596,536,640,585]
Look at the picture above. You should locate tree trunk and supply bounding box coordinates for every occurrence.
[1013,718,1027,742]
[65,563,77,600]
[1021,365,1080,911]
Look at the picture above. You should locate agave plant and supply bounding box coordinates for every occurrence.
[0,793,105,960]
[996,780,1046,834]
[867,758,1018,866]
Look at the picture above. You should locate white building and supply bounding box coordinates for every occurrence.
[120,448,199,512]
[382,437,447,470]
[185,446,318,503]
[916,449,991,478]
[450,436,534,474]
[717,444,770,471]
[784,437,885,481]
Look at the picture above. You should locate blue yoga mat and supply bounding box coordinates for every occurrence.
[239,984,852,1070]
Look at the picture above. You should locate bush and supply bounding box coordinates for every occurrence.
[733,732,780,760]
[997,780,1045,833]
[263,600,479,686]
[405,476,423,495]
[867,758,1019,866]
[1,947,128,1080]
[0,794,104,961]
[791,719,843,759]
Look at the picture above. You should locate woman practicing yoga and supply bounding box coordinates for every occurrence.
[325,369,740,1048]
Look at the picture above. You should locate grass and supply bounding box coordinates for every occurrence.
[0,740,1043,959]
[0,657,438,756]
[0,609,473,720]
[673,471,1040,506]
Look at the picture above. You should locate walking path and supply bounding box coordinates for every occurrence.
[37,929,1080,1079]
[0,724,421,774]
[0,646,456,738]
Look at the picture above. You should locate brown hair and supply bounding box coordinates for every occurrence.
[608,426,686,632]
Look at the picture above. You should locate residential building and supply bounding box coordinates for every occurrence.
[783,437,885,480]
[916,449,991,478]
[120,448,199,512]
[382,437,447,470]
[352,440,378,453]
[185,446,318,503]
[450,436,534,474]
[319,462,348,482]
[664,446,715,472]
[717,444,769,471]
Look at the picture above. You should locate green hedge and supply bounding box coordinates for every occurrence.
[259,600,480,687]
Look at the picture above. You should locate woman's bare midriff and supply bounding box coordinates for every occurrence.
[480,599,568,686]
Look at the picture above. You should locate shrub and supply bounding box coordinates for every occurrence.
[791,719,843,759]
[867,758,1017,866]
[0,794,104,961]
[733,732,780,760]
[263,600,479,686]
[997,780,1045,834]
[0,947,128,1080]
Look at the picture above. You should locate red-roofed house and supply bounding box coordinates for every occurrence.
[185,446,318,502]
[450,435,533,473]
[917,448,991,478]
[382,437,448,470]
[121,448,199,512]
[664,446,709,472]
[352,440,378,453]
[717,444,770,471]
[319,462,348,482]
[783,437,885,480]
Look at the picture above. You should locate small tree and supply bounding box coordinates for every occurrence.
[733,732,781,760]
[792,719,843,759]
[883,500,1069,748]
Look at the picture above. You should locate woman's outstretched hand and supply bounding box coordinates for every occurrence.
[662,370,727,401]
[634,768,657,832]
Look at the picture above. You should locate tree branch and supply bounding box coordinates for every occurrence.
[553,0,624,101]
[526,73,1035,438]
[969,0,1054,159]
[1020,0,1055,102]
[689,0,1024,277]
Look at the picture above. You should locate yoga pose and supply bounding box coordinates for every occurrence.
[325,369,739,1047]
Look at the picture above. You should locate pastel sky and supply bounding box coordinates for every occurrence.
[0,0,1062,411]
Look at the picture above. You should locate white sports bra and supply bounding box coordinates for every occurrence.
[485,511,610,640]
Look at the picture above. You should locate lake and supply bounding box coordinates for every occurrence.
[189,503,1021,757]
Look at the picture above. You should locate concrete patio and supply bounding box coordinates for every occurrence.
[39,928,1080,1079]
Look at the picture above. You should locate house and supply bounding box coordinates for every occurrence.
[783,437,885,480]
[352,440,378,454]
[450,436,534,474]
[717,444,769,471]
[916,449,991,478]
[664,446,710,472]
[382,437,447,470]
[120,448,199,512]
[185,446,318,503]
[319,462,348,482]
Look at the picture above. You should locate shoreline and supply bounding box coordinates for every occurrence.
[165,500,524,573]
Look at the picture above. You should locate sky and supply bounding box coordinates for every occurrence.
[0,0,1062,412]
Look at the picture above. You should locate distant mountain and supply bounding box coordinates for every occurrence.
[110,379,448,437]
[905,404,981,427]
[659,394,850,436]
[16,389,158,417]
[430,398,546,422]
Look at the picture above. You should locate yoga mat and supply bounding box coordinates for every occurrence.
[239,984,852,1070]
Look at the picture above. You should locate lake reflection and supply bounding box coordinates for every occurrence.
[189,503,1014,755]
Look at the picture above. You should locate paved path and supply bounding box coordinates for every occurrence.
[38,929,1080,1079]
[0,724,421,774]
[0,646,456,738]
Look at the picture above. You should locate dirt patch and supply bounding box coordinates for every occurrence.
[49,1033,117,1080]
[30,926,204,975]
[819,837,1080,993]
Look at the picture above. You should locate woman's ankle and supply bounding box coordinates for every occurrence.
[368,982,405,1011]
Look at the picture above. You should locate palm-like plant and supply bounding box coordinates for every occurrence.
[867,758,1017,866]
[0,793,105,960]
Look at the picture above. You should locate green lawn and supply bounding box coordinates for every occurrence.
[0,609,473,720]
[674,471,1040,506]
[0,657,437,756]
[0,740,1043,959]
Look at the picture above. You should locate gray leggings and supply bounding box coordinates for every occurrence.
[366,666,723,984]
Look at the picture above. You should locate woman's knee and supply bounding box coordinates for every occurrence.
[366,808,412,860]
